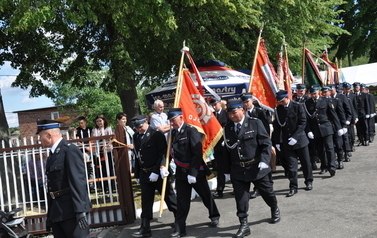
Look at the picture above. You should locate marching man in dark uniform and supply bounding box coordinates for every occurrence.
[37,120,91,238]
[131,115,177,238]
[361,85,376,143]
[272,90,313,197]
[210,98,230,198]
[293,84,310,103]
[329,84,352,168]
[241,93,273,199]
[342,82,358,155]
[304,86,343,176]
[353,82,370,146]
[223,100,280,238]
[168,108,220,238]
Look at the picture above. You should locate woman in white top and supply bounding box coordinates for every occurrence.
[92,115,115,192]
[92,115,113,136]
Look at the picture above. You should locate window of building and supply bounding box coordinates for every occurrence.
[51,112,59,120]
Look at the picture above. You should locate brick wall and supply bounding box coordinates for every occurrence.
[17,106,83,140]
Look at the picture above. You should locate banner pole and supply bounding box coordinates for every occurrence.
[159,41,187,217]
[248,24,264,92]
[302,36,307,84]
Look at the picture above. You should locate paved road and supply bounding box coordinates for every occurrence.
[97,140,377,238]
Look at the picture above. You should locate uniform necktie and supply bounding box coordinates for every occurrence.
[236,123,241,134]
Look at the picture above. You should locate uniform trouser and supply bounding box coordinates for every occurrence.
[213,146,226,192]
[51,217,89,238]
[342,131,351,153]
[314,135,336,171]
[175,176,220,233]
[356,117,369,143]
[308,139,318,166]
[281,143,313,190]
[140,177,177,219]
[232,173,278,218]
[347,124,356,148]
[367,117,375,137]
[333,132,344,154]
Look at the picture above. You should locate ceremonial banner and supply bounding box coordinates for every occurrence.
[277,48,293,99]
[304,48,324,87]
[176,69,223,158]
[250,39,278,108]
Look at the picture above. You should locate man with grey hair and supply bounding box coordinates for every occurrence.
[150,100,170,134]
[37,119,91,238]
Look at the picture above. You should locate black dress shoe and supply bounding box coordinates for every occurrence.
[270,207,281,224]
[249,189,260,199]
[338,161,344,169]
[305,182,313,191]
[312,163,318,170]
[329,169,336,177]
[170,231,186,238]
[209,217,220,227]
[319,169,328,174]
[213,191,223,198]
[286,189,297,197]
[347,152,352,157]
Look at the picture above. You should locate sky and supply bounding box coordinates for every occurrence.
[0,62,55,127]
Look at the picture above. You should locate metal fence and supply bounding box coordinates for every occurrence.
[0,133,135,235]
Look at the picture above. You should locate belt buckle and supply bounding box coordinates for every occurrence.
[50,192,56,199]
[240,162,245,167]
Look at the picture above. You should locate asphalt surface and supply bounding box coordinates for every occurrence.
[97,138,377,238]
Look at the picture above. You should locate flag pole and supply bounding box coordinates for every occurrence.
[282,37,292,99]
[302,36,307,84]
[248,24,264,92]
[159,41,187,217]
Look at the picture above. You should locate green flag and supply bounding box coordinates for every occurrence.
[304,48,323,88]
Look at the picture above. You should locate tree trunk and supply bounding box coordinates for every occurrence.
[0,95,10,148]
[347,51,352,67]
[118,83,141,123]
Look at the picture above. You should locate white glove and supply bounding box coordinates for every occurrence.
[269,124,274,133]
[258,162,269,170]
[308,132,314,139]
[366,114,370,118]
[342,128,348,134]
[373,113,376,117]
[224,174,231,181]
[337,129,344,136]
[135,178,140,184]
[275,144,281,151]
[355,118,358,124]
[346,121,350,125]
[288,137,297,146]
[187,175,197,184]
[149,172,159,182]
[160,167,169,179]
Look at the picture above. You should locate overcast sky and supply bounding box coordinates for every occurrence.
[0,62,55,128]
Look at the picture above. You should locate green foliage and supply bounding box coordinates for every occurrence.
[50,70,122,128]
[9,127,19,134]
[0,0,350,118]
[332,0,377,65]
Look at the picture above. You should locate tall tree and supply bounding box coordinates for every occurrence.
[0,0,346,119]
[333,0,377,65]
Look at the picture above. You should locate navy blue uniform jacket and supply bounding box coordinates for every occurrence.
[46,139,91,223]
[223,117,272,182]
